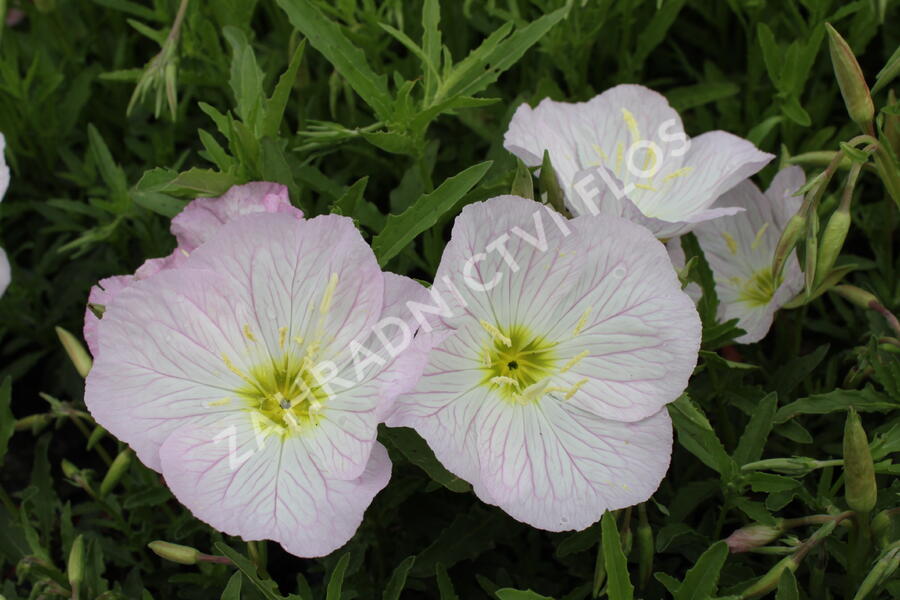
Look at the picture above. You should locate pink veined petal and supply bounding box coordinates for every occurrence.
[0,132,9,200]
[83,275,134,357]
[158,412,390,558]
[473,402,672,531]
[171,182,301,252]
[186,212,385,366]
[84,267,264,471]
[0,247,9,298]
[763,165,805,225]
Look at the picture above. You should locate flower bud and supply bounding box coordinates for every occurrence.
[55,327,92,378]
[61,459,79,480]
[831,284,879,310]
[804,207,819,295]
[853,543,900,600]
[772,211,806,279]
[826,23,874,131]
[741,457,821,476]
[870,509,895,550]
[843,407,877,513]
[815,205,851,287]
[725,522,784,553]
[67,535,85,590]
[539,150,570,218]
[739,555,799,598]
[99,449,131,497]
[636,514,654,588]
[148,540,200,565]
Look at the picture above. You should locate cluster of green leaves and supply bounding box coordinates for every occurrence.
[0,0,898,598]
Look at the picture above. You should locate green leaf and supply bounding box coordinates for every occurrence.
[733,393,777,466]
[872,43,900,95]
[220,572,243,600]
[437,7,567,101]
[745,473,801,493]
[511,158,535,200]
[223,26,266,131]
[0,377,12,467]
[382,427,471,493]
[757,23,783,90]
[601,511,634,600]
[383,556,415,600]
[675,541,728,600]
[666,82,739,112]
[775,566,799,600]
[774,386,896,423]
[496,590,554,600]
[326,553,351,600]
[263,39,306,138]
[411,507,500,577]
[772,345,829,397]
[781,96,811,127]
[274,0,392,119]
[372,161,492,265]
[87,124,129,208]
[214,543,283,600]
[634,0,687,66]
[669,395,738,479]
[422,0,442,100]
[361,130,418,156]
[436,563,459,600]
[654,572,682,596]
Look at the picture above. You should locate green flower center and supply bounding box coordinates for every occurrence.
[738,267,781,307]
[480,323,559,403]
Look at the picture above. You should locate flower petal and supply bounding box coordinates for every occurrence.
[171,182,301,252]
[83,275,134,357]
[0,247,9,298]
[159,412,390,557]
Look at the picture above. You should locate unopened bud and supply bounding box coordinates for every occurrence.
[55,327,92,378]
[725,522,785,553]
[832,284,879,310]
[739,555,799,598]
[843,407,877,513]
[67,535,85,589]
[148,540,200,565]
[870,509,894,549]
[99,449,131,497]
[61,459,79,480]
[742,457,821,476]
[636,518,653,588]
[852,543,900,600]
[772,211,806,279]
[87,303,105,319]
[826,23,874,131]
[815,206,851,288]
[539,150,570,218]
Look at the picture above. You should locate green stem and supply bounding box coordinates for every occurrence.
[0,484,17,514]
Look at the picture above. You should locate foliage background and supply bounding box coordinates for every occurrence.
[0,0,898,598]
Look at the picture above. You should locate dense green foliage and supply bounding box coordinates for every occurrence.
[0,0,898,598]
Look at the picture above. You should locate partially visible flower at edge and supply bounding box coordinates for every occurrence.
[387,195,701,531]
[85,211,432,557]
[83,182,301,357]
[503,84,774,239]
[692,167,806,344]
[0,132,10,298]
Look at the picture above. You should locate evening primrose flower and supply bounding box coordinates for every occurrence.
[83,182,301,356]
[692,167,806,343]
[503,84,773,238]
[386,195,701,531]
[85,212,430,557]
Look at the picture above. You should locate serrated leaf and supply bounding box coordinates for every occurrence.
[383,556,415,600]
[669,395,738,479]
[602,511,633,600]
[774,386,896,423]
[675,541,728,600]
[372,161,491,265]
[223,26,266,131]
[274,0,392,119]
[214,543,283,600]
[733,393,777,466]
[263,39,306,138]
[781,96,811,127]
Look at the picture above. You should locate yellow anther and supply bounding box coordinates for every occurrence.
[490,376,520,388]
[721,232,739,255]
[179,248,190,258]
[616,142,624,175]
[480,320,512,347]
[751,223,770,250]
[564,378,589,400]
[634,183,657,191]
[573,307,593,336]
[205,397,232,407]
[560,350,589,373]
[319,273,339,315]
[621,108,641,143]
[592,143,608,163]
[663,166,694,181]
[243,323,257,342]
[278,326,288,350]
[293,336,304,347]
[221,354,255,386]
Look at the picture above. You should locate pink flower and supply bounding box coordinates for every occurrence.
[504,85,773,238]
[85,211,431,557]
[83,182,301,356]
[0,133,10,297]
[386,195,701,531]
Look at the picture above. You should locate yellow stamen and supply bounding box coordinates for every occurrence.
[480,320,512,347]
[222,354,256,387]
[634,183,657,191]
[622,108,640,143]
[490,376,519,388]
[592,143,608,163]
[616,142,624,175]
[205,397,231,407]
[243,323,257,342]
[751,223,770,250]
[560,350,589,373]
[663,166,694,181]
[278,326,288,350]
[574,306,593,336]
[319,273,339,315]
[564,378,589,400]
[721,232,739,255]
